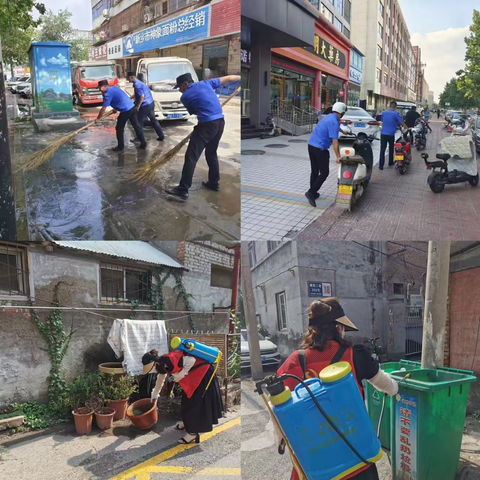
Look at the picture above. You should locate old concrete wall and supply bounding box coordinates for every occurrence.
[0,244,231,408]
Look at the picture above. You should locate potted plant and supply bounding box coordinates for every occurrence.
[69,373,97,435]
[93,396,116,430]
[98,373,138,421]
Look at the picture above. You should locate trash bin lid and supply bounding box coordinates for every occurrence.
[390,368,476,392]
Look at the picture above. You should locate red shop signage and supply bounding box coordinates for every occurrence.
[271,55,316,77]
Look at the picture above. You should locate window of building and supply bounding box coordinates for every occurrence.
[334,17,342,32]
[155,1,168,17]
[376,68,381,82]
[379,1,384,17]
[168,0,191,13]
[0,243,29,297]
[377,45,382,61]
[211,264,234,289]
[100,263,150,303]
[385,54,389,67]
[248,242,256,267]
[384,72,388,85]
[276,292,287,330]
[378,23,383,38]
[344,0,351,23]
[343,26,350,39]
[335,0,344,15]
[394,283,405,295]
[307,0,320,9]
[321,3,334,23]
[390,77,393,87]
[267,241,281,253]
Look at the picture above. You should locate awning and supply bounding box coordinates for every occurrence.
[53,241,185,269]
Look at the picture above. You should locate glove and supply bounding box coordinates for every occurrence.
[172,370,187,382]
[151,390,159,402]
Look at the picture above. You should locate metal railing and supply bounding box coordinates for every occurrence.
[271,99,320,135]
[405,306,423,356]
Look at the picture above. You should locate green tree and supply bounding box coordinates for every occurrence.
[0,0,46,70]
[35,8,90,62]
[439,77,477,110]
[457,9,480,101]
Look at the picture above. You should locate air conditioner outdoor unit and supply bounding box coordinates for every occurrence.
[144,12,153,23]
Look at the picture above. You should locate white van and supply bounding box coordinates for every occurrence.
[396,101,416,121]
[123,57,199,121]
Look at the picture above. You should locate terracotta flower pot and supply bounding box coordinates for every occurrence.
[127,399,158,430]
[94,407,116,430]
[72,408,93,435]
[99,362,126,381]
[108,398,129,420]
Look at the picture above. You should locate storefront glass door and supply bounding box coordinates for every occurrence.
[299,81,313,111]
[270,74,284,110]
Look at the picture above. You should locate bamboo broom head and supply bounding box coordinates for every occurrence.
[129,86,241,185]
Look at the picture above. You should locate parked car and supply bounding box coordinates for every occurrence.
[241,329,281,369]
[9,76,30,93]
[472,116,480,154]
[339,106,381,140]
[16,81,32,98]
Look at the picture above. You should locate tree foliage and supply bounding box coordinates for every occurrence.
[439,77,477,110]
[34,8,90,62]
[0,0,46,67]
[457,9,480,101]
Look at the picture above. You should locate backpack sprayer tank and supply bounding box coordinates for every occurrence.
[259,362,382,480]
[171,337,222,364]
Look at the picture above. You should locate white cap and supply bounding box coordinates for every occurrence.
[332,102,347,114]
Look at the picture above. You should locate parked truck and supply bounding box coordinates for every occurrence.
[123,57,199,121]
[71,60,118,106]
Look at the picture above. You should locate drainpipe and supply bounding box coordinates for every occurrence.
[230,243,241,333]
[0,36,17,240]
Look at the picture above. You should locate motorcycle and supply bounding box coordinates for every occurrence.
[413,118,427,150]
[394,129,412,175]
[260,113,280,140]
[421,135,479,193]
[336,128,379,211]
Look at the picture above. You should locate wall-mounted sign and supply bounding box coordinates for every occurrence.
[123,5,210,56]
[349,67,362,85]
[107,38,123,60]
[306,34,346,70]
[308,282,332,297]
[89,45,108,61]
[241,49,251,65]
[271,56,315,77]
[395,393,418,479]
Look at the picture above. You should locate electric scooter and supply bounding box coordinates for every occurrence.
[260,113,280,139]
[336,128,379,211]
[394,129,412,175]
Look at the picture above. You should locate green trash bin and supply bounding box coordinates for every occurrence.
[390,368,476,480]
[365,360,421,451]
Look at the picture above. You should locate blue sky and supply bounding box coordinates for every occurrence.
[399,0,476,101]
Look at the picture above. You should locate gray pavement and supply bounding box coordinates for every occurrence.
[8,92,240,242]
[0,410,240,480]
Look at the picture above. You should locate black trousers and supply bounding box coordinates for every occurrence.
[308,144,330,194]
[137,102,164,140]
[379,134,395,168]
[179,118,225,193]
[116,107,146,149]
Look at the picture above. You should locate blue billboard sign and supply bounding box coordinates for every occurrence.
[308,282,332,297]
[123,6,210,56]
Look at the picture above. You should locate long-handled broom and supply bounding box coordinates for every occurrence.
[14,107,120,173]
[130,86,241,185]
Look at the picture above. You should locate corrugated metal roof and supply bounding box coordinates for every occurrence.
[53,241,185,269]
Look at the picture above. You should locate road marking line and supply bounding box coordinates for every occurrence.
[196,468,241,476]
[108,417,241,480]
[148,466,193,473]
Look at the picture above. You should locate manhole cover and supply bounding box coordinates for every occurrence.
[265,144,289,148]
[288,139,308,143]
[241,150,265,155]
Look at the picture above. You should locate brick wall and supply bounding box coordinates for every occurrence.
[108,2,143,40]
[187,43,204,70]
[178,241,234,274]
[228,35,240,74]
[210,0,241,38]
[444,288,451,367]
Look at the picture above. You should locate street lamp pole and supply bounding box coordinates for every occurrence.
[0,34,17,240]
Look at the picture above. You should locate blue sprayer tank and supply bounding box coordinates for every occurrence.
[171,337,222,364]
[269,362,382,480]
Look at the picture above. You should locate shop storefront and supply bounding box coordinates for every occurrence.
[347,47,364,107]
[271,16,352,112]
[241,48,251,117]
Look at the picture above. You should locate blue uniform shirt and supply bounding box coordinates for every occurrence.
[381,109,403,136]
[424,110,431,121]
[309,112,340,149]
[133,79,154,107]
[103,86,134,112]
[181,79,224,123]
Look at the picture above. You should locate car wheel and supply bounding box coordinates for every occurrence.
[469,174,479,187]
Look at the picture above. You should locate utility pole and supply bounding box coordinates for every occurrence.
[240,241,263,380]
[229,243,241,334]
[0,35,17,240]
[421,241,451,369]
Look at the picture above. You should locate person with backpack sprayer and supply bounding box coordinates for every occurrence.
[144,338,223,444]
[269,298,399,480]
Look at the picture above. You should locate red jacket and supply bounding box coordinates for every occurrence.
[165,351,210,398]
[278,342,369,480]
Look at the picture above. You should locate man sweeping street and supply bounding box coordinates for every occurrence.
[165,72,241,200]
[96,80,147,152]
[127,72,165,143]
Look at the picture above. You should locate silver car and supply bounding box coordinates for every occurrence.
[472,116,480,154]
[241,329,281,369]
[339,107,381,140]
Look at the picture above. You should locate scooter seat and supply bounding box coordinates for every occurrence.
[436,153,451,161]
[428,161,446,168]
[340,155,365,164]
